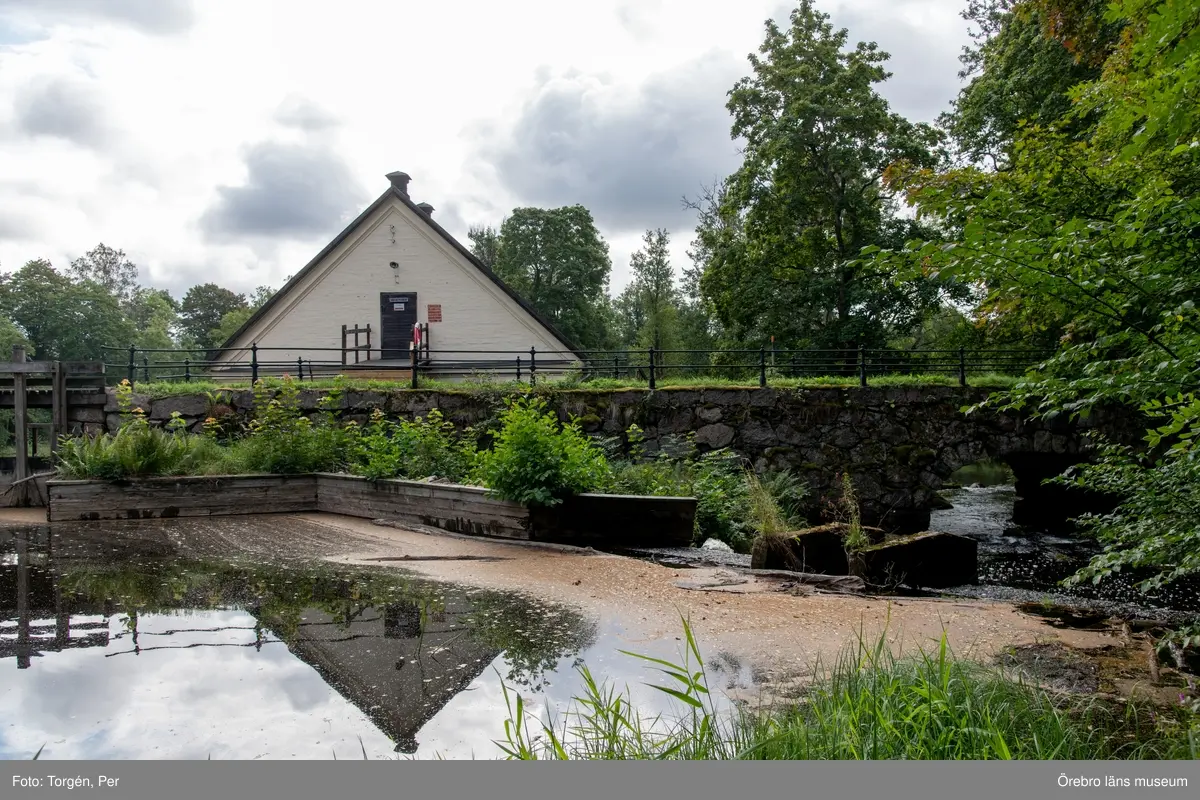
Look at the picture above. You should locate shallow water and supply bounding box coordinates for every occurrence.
[0,525,751,760]
[932,484,1200,620]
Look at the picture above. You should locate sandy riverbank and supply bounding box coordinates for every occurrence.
[288,512,1122,674]
[0,508,1132,688]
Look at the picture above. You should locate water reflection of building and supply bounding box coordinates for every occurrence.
[2,523,503,755]
[279,598,501,754]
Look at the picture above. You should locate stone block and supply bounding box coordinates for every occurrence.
[149,394,209,420]
[697,405,723,423]
[740,420,776,448]
[69,408,106,424]
[695,423,735,449]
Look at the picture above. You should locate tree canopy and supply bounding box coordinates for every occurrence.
[878,0,1200,593]
[693,1,955,351]
[492,206,614,350]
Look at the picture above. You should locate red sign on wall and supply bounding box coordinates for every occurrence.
[427,304,442,322]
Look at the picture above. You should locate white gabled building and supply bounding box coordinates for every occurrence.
[214,171,580,378]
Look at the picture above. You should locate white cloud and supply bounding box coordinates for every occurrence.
[0,0,971,300]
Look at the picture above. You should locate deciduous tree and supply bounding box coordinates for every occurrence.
[494,206,613,350]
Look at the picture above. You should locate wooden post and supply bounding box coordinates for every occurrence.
[51,361,65,455]
[12,346,28,505]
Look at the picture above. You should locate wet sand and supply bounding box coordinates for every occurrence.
[0,508,1121,681]
[290,513,1121,675]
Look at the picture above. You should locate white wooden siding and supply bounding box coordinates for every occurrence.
[216,195,574,368]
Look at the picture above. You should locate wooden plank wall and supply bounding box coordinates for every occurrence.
[315,474,531,540]
[47,475,319,522]
[44,474,697,547]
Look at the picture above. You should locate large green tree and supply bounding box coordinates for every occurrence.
[493,206,614,350]
[180,283,248,350]
[696,1,950,352]
[211,285,275,348]
[614,229,681,353]
[942,0,1111,166]
[0,259,135,361]
[468,224,502,270]
[68,243,140,306]
[879,0,1200,596]
[126,288,180,351]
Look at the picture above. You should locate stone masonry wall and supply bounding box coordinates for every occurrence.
[100,386,1143,532]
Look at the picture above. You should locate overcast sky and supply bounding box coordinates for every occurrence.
[0,0,972,300]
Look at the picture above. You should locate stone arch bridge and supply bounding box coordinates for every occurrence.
[104,385,1144,534]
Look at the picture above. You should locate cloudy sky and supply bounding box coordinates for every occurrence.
[0,0,972,300]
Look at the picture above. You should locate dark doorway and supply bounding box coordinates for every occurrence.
[379,292,418,360]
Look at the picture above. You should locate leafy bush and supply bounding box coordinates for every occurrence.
[352,408,477,482]
[56,381,227,479]
[473,396,611,507]
[689,449,754,550]
[602,427,805,552]
[224,377,355,474]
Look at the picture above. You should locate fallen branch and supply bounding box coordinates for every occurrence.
[1,471,54,495]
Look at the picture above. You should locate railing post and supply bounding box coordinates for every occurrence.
[143,356,149,383]
[297,357,304,381]
[250,343,259,383]
[341,324,348,366]
[858,345,867,388]
[185,359,191,382]
[516,356,522,382]
[959,346,967,387]
[648,347,656,391]
[410,344,418,389]
[614,355,619,380]
[759,346,767,388]
[127,345,136,387]
[529,347,537,387]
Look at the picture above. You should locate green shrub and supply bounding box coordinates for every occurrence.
[837,473,869,553]
[225,376,355,474]
[689,449,753,549]
[474,396,611,507]
[351,408,477,482]
[601,428,785,552]
[56,382,228,479]
[745,471,788,536]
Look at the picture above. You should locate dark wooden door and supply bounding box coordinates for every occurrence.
[380,292,418,359]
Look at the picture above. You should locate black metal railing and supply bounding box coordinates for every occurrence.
[102,344,1051,391]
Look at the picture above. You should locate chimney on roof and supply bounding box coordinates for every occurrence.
[416,202,434,217]
[386,171,411,196]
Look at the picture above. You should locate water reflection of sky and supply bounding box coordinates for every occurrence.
[1,521,748,761]
[0,610,741,761]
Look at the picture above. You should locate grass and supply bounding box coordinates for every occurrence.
[497,618,1200,760]
[125,371,1021,398]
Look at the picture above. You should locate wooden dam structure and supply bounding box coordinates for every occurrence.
[1,346,108,507]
